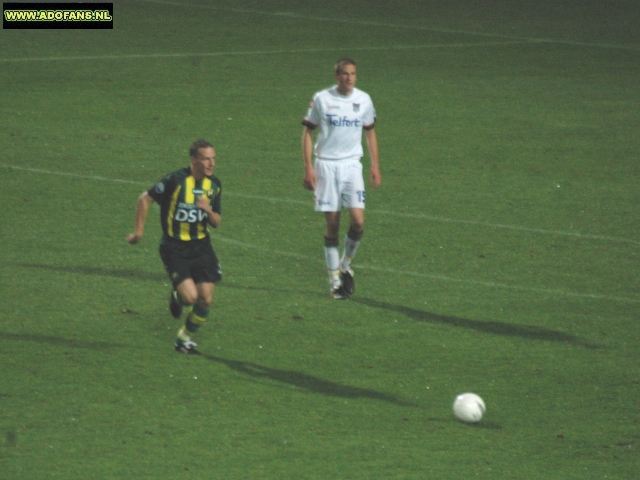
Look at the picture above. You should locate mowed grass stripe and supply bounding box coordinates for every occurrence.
[136,0,640,52]
[214,237,640,305]
[4,164,637,245]
[0,41,530,63]
[5,164,638,245]
[4,164,638,304]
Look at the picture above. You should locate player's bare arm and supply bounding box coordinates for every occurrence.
[365,128,381,189]
[196,195,222,228]
[302,127,317,191]
[126,192,155,244]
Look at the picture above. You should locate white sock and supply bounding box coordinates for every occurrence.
[328,269,341,289]
[342,231,361,271]
[324,237,340,271]
[340,255,353,272]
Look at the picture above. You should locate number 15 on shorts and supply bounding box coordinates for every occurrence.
[357,190,366,203]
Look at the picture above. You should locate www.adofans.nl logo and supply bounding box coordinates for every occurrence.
[3,2,113,29]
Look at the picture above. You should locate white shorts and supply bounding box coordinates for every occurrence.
[314,159,365,212]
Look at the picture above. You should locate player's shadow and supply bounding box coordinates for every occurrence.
[0,332,125,350]
[202,354,416,407]
[351,298,601,349]
[219,280,327,298]
[16,263,166,282]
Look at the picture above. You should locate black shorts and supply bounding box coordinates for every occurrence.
[159,236,222,288]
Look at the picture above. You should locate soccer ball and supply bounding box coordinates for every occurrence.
[453,393,486,423]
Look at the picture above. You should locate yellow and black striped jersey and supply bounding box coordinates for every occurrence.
[148,167,222,242]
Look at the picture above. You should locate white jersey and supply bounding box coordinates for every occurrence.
[303,86,376,161]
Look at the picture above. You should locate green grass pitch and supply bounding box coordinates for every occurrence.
[1,0,639,478]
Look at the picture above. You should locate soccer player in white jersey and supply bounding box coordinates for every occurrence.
[302,58,381,299]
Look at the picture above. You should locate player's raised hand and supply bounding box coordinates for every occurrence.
[195,194,211,212]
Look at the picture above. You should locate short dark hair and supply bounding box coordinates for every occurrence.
[189,139,213,158]
[334,58,357,75]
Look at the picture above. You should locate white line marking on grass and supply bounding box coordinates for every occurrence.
[214,236,640,304]
[1,165,146,185]
[4,164,639,246]
[373,210,640,246]
[360,265,640,304]
[135,0,640,52]
[0,42,529,63]
[2,1,636,63]
[4,164,637,304]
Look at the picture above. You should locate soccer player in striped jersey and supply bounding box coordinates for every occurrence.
[127,139,222,354]
[302,58,381,299]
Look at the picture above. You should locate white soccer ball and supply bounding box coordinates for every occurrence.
[453,393,486,423]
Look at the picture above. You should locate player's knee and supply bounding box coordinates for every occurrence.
[350,219,364,233]
[325,223,340,238]
[326,227,340,240]
[179,289,198,306]
[197,296,212,310]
